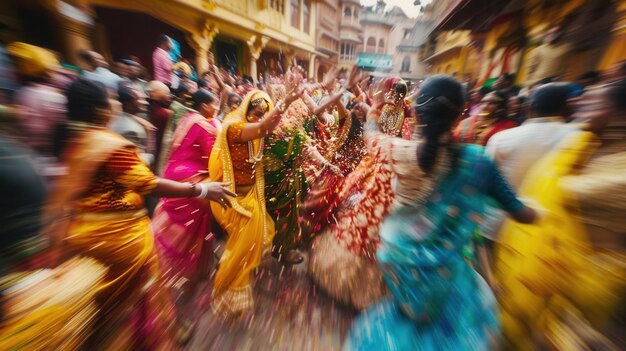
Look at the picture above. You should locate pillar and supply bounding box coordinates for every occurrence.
[186,21,219,75]
[308,53,316,81]
[53,1,95,68]
[247,35,270,83]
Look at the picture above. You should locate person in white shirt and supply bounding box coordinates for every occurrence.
[478,83,579,291]
[109,85,156,167]
[486,83,579,190]
[79,50,124,91]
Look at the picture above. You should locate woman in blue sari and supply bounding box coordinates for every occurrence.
[344,75,537,350]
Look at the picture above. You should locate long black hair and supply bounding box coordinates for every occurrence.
[414,75,465,171]
[54,78,110,156]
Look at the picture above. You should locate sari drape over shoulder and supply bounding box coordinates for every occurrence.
[49,129,178,350]
[153,112,220,299]
[209,91,275,316]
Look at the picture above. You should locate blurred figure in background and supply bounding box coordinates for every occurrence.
[153,35,174,87]
[109,85,156,166]
[156,84,191,175]
[7,42,67,184]
[465,86,490,120]
[494,72,521,97]
[148,80,173,166]
[218,92,242,121]
[453,90,516,146]
[123,59,149,105]
[79,50,123,91]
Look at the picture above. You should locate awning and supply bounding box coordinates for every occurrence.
[435,0,513,32]
[423,45,463,63]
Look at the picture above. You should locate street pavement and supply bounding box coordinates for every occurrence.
[187,250,356,351]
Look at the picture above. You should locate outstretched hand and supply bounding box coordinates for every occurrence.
[346,66,363,90]
[284,67,304,104]
[322,67,338,90]
[203,182,237,209]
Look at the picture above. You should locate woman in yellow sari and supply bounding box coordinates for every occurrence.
[48,78,235,350]
[495,82,626,350]
[209,73,302,317]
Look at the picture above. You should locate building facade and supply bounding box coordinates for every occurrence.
[1,0,321,82]
[338,0,425,81]
[421,0,626,88]
[338,0,362,70]
[313,0,340,82]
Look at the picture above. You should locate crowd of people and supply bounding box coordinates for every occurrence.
[0,33,624,350]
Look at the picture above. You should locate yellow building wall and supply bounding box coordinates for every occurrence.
[598,0,626,70]
[427,30,471,77]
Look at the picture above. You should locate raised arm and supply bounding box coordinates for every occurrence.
[313,90,344,116]
[238,69,303,141]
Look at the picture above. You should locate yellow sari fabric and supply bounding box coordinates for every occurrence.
[0,258,106,351]
[495,131,624,350]
[50,129,177,350]
[209,90,275,316]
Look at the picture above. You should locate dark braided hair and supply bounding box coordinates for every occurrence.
[414,75,465,171]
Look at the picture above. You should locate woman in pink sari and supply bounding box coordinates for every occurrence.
[153,89,222,307]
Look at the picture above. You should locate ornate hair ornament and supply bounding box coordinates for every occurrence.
[250,98,269,112]
[415,94,462,113]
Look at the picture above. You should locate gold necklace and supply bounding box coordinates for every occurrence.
[380,102,405,136]
[247,138,264,163]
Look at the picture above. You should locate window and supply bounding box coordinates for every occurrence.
[366,37,376,53]
[291,0,300,28]
[270,0,284,12]
[340,43,356,61]
[378,38,385,53]
[303,0,310,33]
[401,56,411,72]
[344,7,352,17]
[354,9,359,19]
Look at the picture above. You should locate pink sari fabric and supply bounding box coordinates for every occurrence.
[153,112,221,297]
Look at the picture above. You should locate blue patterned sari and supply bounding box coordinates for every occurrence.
[344,145,524,351]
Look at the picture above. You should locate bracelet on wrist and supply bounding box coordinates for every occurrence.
[195,183,209,199]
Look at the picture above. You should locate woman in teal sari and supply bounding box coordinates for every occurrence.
[344,75,537,350]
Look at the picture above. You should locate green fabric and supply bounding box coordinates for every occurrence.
[482,77,498,88]
[264,128,309,251]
